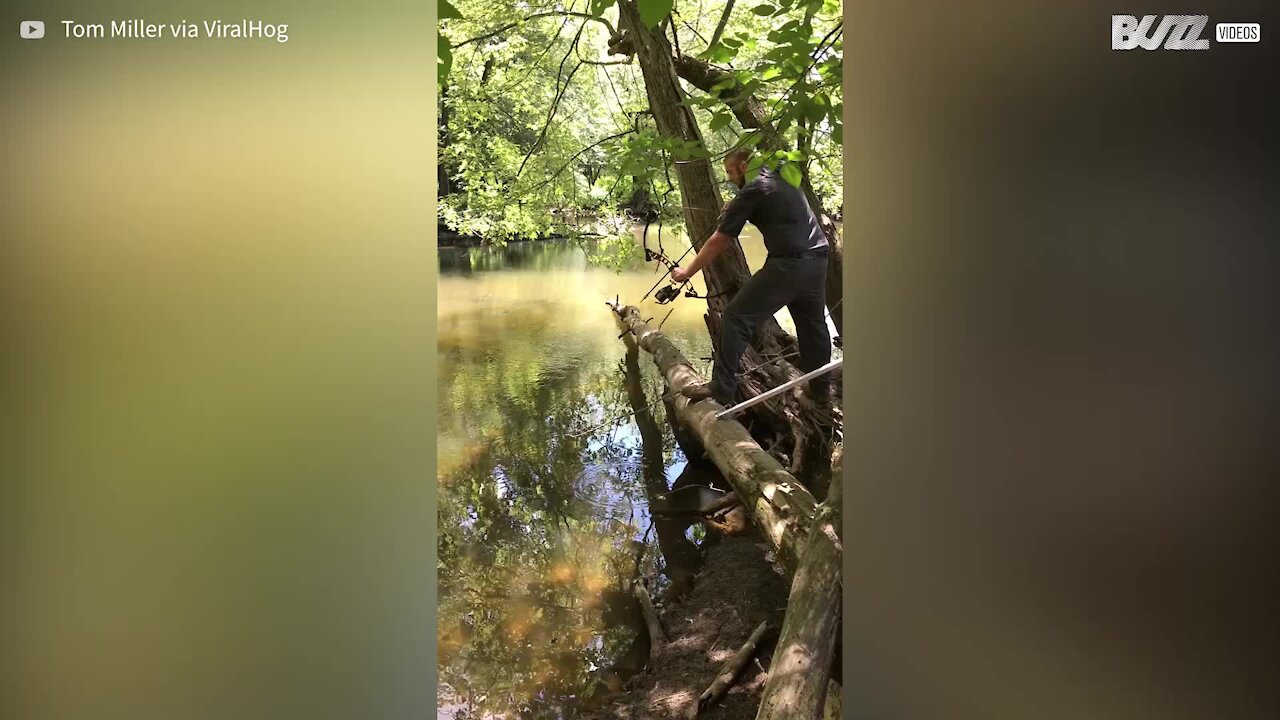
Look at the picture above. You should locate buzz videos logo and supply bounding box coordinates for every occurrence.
[1112,15,1261,50]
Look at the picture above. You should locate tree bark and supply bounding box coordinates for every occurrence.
[755,451,842,720]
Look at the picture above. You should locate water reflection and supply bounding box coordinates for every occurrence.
[437,239,725,719]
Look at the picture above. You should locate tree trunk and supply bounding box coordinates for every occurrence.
[754,451,842,719]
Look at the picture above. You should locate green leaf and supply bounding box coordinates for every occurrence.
[785,150,804,162]
[590,0,617,18]
[764,46,790,62]
[710,78,737,93]
[439,0,463,19]
[761,66,782,81]
[709,113,732,132]
[746,155,765,172]
[438,34,453,84]
[751,5,777,16]
[780,162,802,187]
[637,0,674,28]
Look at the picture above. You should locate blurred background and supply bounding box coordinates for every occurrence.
[2,2,435,719]
[844,1,1278,718]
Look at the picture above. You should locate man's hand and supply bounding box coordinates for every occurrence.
[671,266,693,283]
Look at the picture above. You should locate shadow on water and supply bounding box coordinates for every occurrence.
[436,241,731,719]
[438,241,590,276]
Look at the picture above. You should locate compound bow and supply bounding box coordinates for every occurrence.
[640,224,728,305]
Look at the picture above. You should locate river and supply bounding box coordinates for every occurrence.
[435,227,820,718]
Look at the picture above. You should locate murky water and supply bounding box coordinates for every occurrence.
[435,228,797,718]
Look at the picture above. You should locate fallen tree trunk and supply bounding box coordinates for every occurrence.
[611,302,818,572]
[690,620,772,718]
[755,449,843,719]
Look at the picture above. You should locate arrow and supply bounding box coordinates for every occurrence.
[714,358,842,419]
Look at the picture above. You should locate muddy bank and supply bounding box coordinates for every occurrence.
[580,530,791,719]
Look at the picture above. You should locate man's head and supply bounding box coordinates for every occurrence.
[723,148,752,189]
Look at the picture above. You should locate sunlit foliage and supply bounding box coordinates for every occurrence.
[438,0,843,251]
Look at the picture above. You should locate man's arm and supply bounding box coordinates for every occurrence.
[672,184,762,282]
[671,230,733,282]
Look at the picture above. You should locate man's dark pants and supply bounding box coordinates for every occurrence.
[709,252,831,405]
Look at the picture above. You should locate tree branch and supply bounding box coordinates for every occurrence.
[452,10,616,49]
[680,19,709,45]
[525,129,635,192]
[707,0,736,50]
[515,23,588,179]
[575,38,631,66]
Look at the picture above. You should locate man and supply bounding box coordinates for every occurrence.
[671,148,832,408]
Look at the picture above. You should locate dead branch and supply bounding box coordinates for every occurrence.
[690,620,772,717]
[633,579,666,666]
